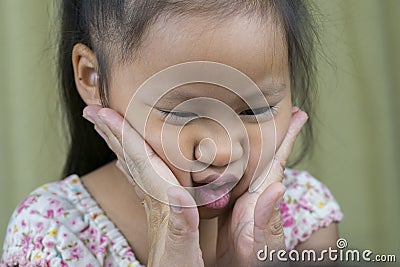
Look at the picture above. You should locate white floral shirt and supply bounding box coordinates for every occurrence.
[1,169,343,266]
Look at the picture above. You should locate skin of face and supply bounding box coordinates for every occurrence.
[105,14,292,219]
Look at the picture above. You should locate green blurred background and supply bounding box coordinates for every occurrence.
[1,0,399,258]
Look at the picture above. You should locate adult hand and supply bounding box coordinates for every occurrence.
[216,107,308,266]
[83,105,204,267]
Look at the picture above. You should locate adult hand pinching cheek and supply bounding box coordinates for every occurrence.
[212,103,308,266]
[83,104,205,266]
[251,107,308,265]
[249,106,309,194]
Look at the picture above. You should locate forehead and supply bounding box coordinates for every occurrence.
[110,14,289,106]
[139,14,287,78]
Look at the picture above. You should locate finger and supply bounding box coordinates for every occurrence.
[84,105,156,178]
[249,107,308,193]
[162,186,204,266]
[82,104,102,124]
[272,108,308,175]
[115,159,130,177]
[96,107,155,176]
[115,159,146,199]
[95,123,124,156]
[115,158,137,184]
[253,182,286,266]
[89,106,181,204]
[116,158,152,204]
[83,105,125,157]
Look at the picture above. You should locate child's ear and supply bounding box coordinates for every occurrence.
[72,43,102,106]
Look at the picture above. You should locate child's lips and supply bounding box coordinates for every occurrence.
[192,174,240,209]
[198,188,231,209]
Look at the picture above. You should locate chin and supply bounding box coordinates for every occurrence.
[198,206,226,219]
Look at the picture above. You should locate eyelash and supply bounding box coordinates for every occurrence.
[158,106,278,123]
[239,106,277,116]
[158,110,198,123]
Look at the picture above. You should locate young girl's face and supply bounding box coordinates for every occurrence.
[107,15,291,218]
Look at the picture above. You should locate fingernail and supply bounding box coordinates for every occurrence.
[94,125,108,140]
[96,111,116,134]
[115,160,124,172]
[292,106,300,113]
[248,178,260,193]
[115,160,121,168]
[83,106,100,124]
[168,193,182,214]
[274,192,285,211]
[171,204,182,213]
[298,112,309,125]
[83,114,95,124]
[274,196,283,211]
[97,109,108,123]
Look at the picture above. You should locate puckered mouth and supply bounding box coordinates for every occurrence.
[192,173,240,188]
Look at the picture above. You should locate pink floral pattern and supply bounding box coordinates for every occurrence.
[280,169,344,250]
[1,175,143,267]
[1,169,343,266]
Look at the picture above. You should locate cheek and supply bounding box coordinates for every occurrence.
[243,122,275,184]
[274,98,293,150]
[243,100,292,184]
[141,115,194,187]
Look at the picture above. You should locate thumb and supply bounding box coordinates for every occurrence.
[163,187,204,265]
[253,182,287,265]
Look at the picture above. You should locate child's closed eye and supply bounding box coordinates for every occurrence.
[238,105,278,123]
[157,105,278,124]
[239,106,276,116]
[158,109,199,124]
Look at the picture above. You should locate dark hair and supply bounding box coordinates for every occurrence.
[58,0,318,178]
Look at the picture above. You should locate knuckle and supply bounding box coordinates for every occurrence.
[114,128,123,144]
[287,125,299,137]
[273,156,287,173]
[145,145,156,158]
[168,217,189,241]
[288,118,305,137]
[268,214,284,236]
[235,221,254,247]
[132,156,148,174]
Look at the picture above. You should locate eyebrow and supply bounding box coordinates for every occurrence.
[258,82,286,98]
[156,91,197,106]
[156,82,286,106]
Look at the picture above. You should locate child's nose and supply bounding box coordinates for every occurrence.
[194,127,244,167]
